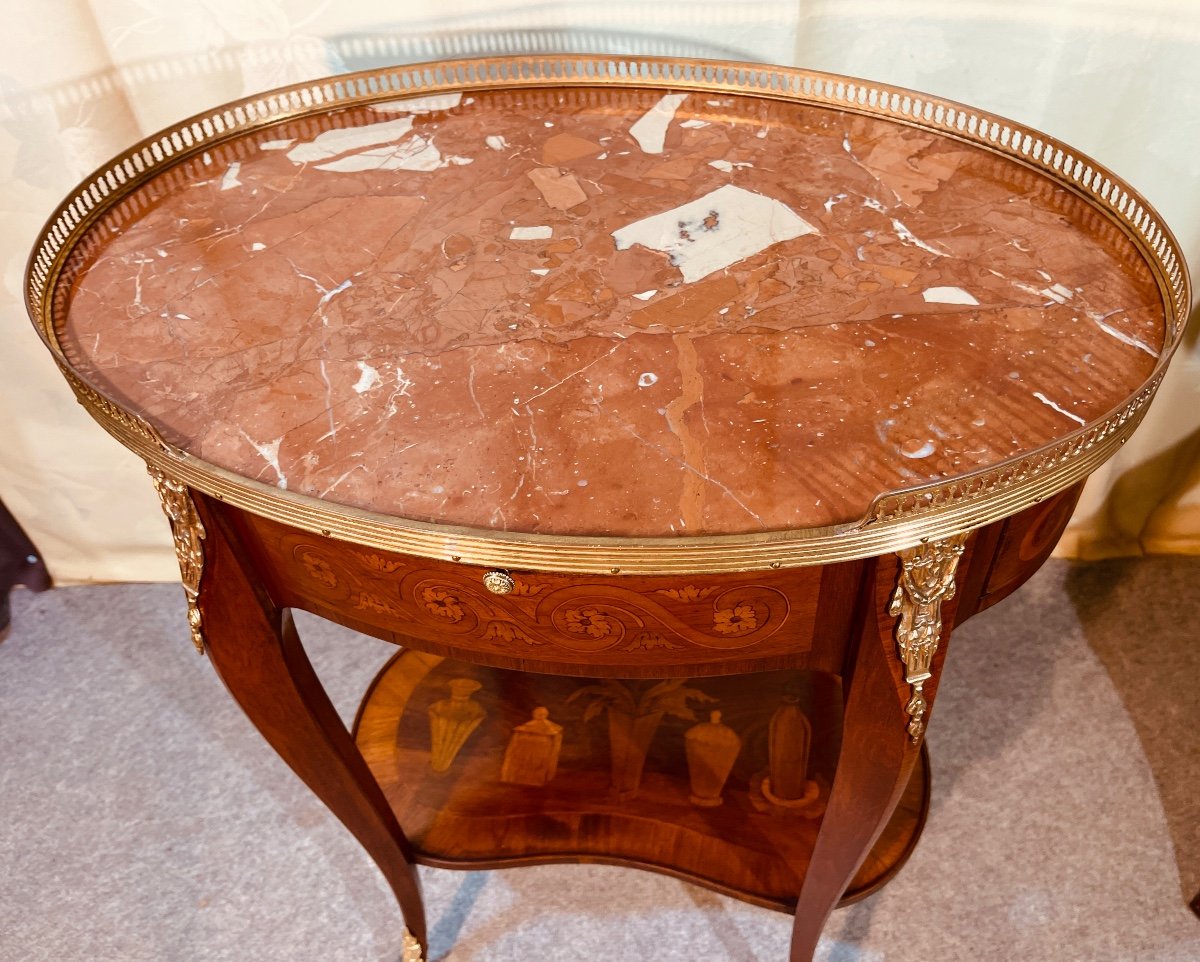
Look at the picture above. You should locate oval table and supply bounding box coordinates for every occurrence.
[25,55,1188,962]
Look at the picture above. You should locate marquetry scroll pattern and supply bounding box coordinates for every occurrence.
[148,467,207,654]
[888,533,968,742]
[287,541,793,654]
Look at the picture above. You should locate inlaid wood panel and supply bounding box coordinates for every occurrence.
[231,510,858,676]
[354,652,928,910]
[226,490,1076,678]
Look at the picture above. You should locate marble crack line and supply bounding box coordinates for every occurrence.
[618,422,764,527]
[231,201,377,262]
[149,269,222,320]
[191,167,315,254]
[130,254,148,317]
[248,386,370,451]
[226,165,311,235]
[160,328,310,367]
[291,265,355,438]
[523,404,540,489]
[837,143,902,207]
[466,364,485,419]
[520,340,627,404]
[506,470,527,508]
[315,361,337,440]
[319,463,367,497]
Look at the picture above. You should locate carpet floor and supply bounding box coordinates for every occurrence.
[1,558,1197,961]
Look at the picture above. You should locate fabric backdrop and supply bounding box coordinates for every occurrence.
[2,0,1197,583]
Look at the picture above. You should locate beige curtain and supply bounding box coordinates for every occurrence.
[3,0,1197,583]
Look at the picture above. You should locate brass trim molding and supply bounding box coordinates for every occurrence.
[889,534,968,742]
[25,55,1191,575]
[148,467,207,654]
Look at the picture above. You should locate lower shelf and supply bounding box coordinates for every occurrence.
[354,650,928,911]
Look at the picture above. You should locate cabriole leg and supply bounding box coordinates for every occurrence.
[789,535,966,961]
[182,492,427,959]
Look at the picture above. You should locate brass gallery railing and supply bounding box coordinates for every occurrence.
[24,55,1191,574]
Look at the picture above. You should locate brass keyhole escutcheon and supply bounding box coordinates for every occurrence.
[483,570,515,595]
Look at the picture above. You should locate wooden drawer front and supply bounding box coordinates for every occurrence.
[235,514,831,670]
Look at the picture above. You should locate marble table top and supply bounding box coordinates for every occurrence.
[55,83,1166,538]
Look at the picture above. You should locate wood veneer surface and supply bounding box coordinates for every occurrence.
[55,85,1164,537]
[354,653,927,909]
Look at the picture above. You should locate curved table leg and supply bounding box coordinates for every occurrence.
[193,495,427,957]
[790,540,965,962]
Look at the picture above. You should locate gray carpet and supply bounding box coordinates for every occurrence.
[2,560,1198,961]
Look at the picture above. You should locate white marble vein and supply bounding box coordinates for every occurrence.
[510,226,552,240]
[922,286,979,306]
[891,218,949,257]
[238,431,286,488]
[1089,310,1157,356]
[629,93,688,154]
[220,162,242,191]
[288,118,417,164]
[1033,391,1087,425]
[318,137,470,173]
[708,159,753,173]
[286,117,471,173]
[612,185,816,283]
[353,361,381,394]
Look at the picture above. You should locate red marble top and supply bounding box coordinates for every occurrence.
[56,84,1165,538]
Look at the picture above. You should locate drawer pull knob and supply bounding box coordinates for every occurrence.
[483,571,516,595]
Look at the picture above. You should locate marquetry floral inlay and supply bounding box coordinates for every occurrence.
[300,551,338,589]
[656,585,718,602]
[563,607,616,638]
[713,604,758,635]
[354,591,401,616]
[623,631,682,652]
[422,586,464,622]
[484,620,541,645]
[356,551,405,573]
